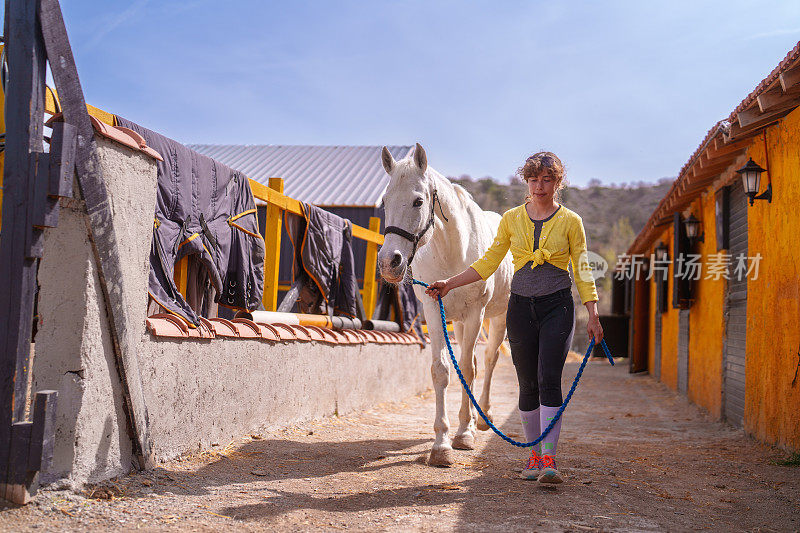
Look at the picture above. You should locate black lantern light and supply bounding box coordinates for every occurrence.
[655,241,669,261]
[684,213,704,245]
[735,158,772,206]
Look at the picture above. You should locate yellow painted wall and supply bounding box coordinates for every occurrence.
[644,227,678,386]
[742,108,800,451]
[648,255,656,374]
[638,110,800,450]
[660,227,679,391]
[686,195,726,419]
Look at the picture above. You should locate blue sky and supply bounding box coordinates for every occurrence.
[21,1,800,185]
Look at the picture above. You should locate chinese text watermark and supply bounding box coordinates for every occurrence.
[613,253,762,282]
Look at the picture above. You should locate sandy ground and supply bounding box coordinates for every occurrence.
[1,352,799,532]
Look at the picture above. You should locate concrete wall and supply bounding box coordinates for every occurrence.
[141,337,428,460]
[32,137,431,487]
[33,137,153,485]
[742,108,800,451]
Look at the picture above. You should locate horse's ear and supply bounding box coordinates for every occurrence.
[381,146,395,174]
[414,142,427,172]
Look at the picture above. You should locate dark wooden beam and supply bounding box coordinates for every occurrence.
[758,86,786,113]
[27,390,57,472]
[692,167,730,184]
[700,160,734,173]
[756,85,800,114]
[727,108,793,141]
[39,0,154,469]
[47,121,76,199]
[5,422,34,503]
[669,196,695,213]
[654,216,673,227]
[779,65,800,92]
[683,176,717,195]
[704,138,750,160]
[737,105,767,128]
[0,0,46,494]
[737,97,800,129]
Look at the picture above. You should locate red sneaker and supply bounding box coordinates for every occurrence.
[520,448,541,480]
[537,455,564,484]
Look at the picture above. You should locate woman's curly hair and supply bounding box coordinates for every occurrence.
[516,151,567,201]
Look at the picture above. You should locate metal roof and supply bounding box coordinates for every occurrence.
[186,144,414,207]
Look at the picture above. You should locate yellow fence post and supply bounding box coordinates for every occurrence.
[362,216,381,319]
[263,177,284,311]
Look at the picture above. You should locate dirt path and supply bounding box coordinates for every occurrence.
[2,352,799,532]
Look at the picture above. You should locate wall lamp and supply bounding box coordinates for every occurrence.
[736,158,772,206]
[684,213,704,245]
[655,241,669,261]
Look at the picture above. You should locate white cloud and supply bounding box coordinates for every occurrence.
[81,0,150,52]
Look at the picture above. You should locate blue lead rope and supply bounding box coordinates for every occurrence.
[412,278,615,448]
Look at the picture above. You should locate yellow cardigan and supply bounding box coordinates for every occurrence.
[470,204,599,304]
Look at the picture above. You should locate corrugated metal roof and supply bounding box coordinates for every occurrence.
[187,144,414,207]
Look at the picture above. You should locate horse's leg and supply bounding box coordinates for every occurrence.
[452,310,483,450]
[424,301,454,467]
[453,321,465,354]
[477,313,506,431]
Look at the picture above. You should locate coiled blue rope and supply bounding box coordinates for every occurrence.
[412,278,615,448]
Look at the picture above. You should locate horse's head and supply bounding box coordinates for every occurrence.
[377,142,437,284]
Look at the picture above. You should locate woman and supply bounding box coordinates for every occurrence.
[425,152,603,484]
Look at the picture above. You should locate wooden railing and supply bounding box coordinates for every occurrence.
[249,177,384,317]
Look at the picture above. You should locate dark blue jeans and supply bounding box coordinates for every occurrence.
[506,288,575,410]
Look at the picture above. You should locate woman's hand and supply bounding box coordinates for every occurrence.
[425,279,451,300]
[587,314,604,343]
[423,268,481,300]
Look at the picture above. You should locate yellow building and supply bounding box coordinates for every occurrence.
[624,43,800,452]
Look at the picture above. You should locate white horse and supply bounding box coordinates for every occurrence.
[378,143,513,466]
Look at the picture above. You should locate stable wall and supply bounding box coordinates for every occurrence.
[742,108,800,451]
[648,254,657,375]
[686,195,726,419]
[659,228,680,391]
[32,137,431,486]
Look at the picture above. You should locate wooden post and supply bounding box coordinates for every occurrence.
[0,0,61,504]
[0,44,5,232]
[262,177,284,311]
[0,0,45,489]
[362,216,381,320]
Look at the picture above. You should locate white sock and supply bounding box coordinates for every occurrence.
[540,405,562,457]
[519,407,541,454]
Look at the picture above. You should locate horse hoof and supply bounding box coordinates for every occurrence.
[476,414,493,431]
[428,447,455,467]
[452,433,476,450]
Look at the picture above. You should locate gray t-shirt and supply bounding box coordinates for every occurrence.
[510,205,573,298]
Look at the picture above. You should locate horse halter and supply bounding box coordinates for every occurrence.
[384,189,449,265]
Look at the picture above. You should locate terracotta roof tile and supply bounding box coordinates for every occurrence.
[729,41,800,120]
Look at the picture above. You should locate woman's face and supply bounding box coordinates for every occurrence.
[526,172,557,202]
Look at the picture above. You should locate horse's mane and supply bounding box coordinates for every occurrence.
[451,183,474,203]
